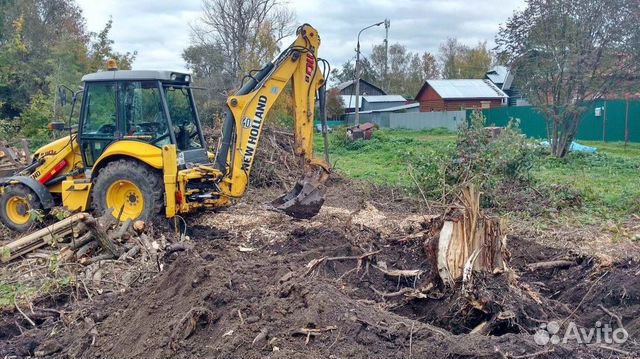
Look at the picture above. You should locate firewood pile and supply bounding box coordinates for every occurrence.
[0,140,29,177]
[0,213,189,299]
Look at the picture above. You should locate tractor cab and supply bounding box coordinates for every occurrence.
[78,68,208,169]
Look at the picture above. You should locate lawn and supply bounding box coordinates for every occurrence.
[315,129,456,187]
[534,141,640,217]
[315,128,640,218]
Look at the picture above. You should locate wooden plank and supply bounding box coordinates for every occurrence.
[1,213,87,262]
[5,228,73,261]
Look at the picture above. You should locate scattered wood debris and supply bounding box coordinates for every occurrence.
[0,212,188,305]
[1,212,171,265]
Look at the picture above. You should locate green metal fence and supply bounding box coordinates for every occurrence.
[468,99,640,142]
[313,120,346,128]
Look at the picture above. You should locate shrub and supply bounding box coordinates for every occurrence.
[410,110,560,212]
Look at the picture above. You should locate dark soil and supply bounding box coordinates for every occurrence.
[1,200,639,359]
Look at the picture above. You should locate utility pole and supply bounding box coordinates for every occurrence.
[384,19,390,92]
[354,21,384,126]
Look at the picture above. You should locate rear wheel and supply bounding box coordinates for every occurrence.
[92,160,163,222]
[0,184,42,232]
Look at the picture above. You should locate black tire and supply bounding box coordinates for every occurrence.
[91,159,163,222]
[0,184,42,232]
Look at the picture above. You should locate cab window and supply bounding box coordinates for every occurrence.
[164,86,202,150]
[120,81,170,146]
[82,82,117,136]
[81,82,117,166]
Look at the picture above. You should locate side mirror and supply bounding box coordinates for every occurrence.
[58,86,67,107]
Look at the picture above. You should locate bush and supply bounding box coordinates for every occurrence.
[450,111,535,189]
[0,93,54,150]
[410,110,558,212]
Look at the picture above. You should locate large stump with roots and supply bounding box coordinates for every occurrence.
[436,185,509,286]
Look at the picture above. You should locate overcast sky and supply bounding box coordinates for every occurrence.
[76,0,526,73]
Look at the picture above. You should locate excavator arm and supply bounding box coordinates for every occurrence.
[214,24,331,218]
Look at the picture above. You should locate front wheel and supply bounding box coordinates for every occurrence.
[0,184,42,232]
[92,160,163,222]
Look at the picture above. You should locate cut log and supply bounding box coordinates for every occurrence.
[70,231,94,249]
[1,213,87,262]
[80,215,122,258]
[133,220,145,233]
[76,241,99,258]
[109,219,132,241]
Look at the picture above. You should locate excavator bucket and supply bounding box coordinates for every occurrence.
[271,172,327,219]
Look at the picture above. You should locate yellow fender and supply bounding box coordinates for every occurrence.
[92,140,163,174]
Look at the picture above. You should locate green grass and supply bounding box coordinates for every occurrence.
[315,128,455,187]
[315,129,640,218]
[533,141,640,218]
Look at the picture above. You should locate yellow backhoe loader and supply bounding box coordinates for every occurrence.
[0,24,331,232]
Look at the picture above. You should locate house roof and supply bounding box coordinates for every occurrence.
[340,95,406,109]
[351,102,419,115]
[362,95,406,103]
[332,79,386,95]
[374,102,418,112]
[416,79,508,100]
[485,66,514,90]
[340,95,361,109]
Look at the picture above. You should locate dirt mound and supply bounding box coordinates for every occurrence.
[1,199,638,358]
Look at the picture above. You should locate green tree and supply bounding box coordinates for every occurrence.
[368,42,439,98]
[88,18,137,71]
[329,58,378,88]
[496,0,640,157]
[325,88,344,119]
[439,38,492,79]
[0,0,138,147]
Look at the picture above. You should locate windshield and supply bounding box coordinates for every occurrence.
[164,85,202,151]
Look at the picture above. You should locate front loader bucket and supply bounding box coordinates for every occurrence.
[271,174,327,219]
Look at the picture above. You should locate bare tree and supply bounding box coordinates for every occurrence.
[496,0,640,157]
[185,0,295,120]
[368,43,439,98]
[190,0,295,84]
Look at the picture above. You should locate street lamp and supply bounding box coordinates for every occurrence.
[354,21,384,126]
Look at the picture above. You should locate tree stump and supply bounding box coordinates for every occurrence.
[435,185,509,285]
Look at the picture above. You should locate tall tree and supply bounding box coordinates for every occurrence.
[329,58,378,87]
[421,52,439,80]
[186,0,296,120]
[0,0,137,145]
[88,18,137,71]
[439,38,463,79]
[496,0,640,157]
[438,38,492,79]
[368,42,439,98]
[189,0,295,84]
